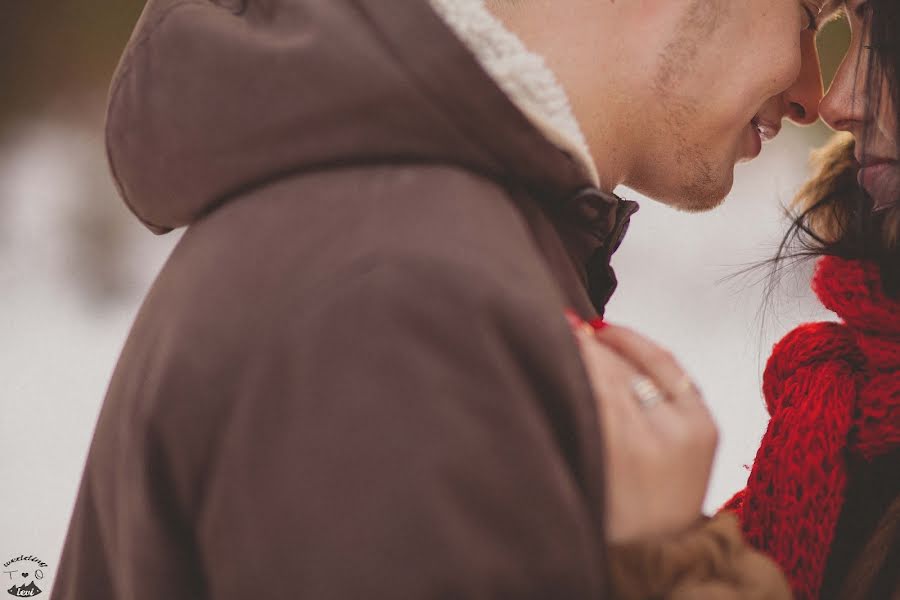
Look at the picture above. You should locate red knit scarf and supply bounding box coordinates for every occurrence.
[723,256,900,600]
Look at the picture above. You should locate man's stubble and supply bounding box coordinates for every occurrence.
[651,0,731,211]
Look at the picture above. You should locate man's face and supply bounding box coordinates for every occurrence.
[520,0,828,211]
[628,0,827,211]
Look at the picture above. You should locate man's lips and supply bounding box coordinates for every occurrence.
[751,116,781,143]
[740,116,780,162]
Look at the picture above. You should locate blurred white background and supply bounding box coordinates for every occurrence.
[0,4,848,592]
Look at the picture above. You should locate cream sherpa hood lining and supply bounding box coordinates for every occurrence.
[427,0,600,187]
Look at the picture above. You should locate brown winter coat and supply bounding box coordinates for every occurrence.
[52,1,789,598]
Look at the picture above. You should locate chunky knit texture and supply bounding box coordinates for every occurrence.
[724,256,900,599]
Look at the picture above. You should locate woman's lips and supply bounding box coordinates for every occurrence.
[857,158,899,210]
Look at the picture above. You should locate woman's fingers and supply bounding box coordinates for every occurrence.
[566,315,716,541]
[571,321,693,454]
[594,324,704,412]
[594,324,717,454]
[570,322,655,437]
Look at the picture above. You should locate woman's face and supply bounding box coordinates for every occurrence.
[819,0,899,210]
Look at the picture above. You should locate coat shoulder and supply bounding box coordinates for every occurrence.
[67,165,609,599]
[93,163,590,516]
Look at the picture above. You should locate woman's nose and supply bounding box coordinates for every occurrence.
[819,45,866,132]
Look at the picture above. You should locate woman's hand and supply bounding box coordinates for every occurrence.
[567,314,718,544]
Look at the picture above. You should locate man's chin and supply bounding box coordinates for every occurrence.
[672,191,729,213]
[627,173,732,213]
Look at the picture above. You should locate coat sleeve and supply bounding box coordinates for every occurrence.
[171,257,610,599]
[607,513,793,600]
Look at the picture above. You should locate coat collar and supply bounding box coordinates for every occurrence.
[355,0,638,313]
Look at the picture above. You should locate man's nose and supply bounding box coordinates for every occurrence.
[784,32,824,125]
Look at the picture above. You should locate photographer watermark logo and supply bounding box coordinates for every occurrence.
[3,555,48,597]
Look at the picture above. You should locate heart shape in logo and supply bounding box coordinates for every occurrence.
[21,572,29,578]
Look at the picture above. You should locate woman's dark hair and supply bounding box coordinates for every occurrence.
[772,0,900,296]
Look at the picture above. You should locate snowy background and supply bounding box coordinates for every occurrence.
[1,4,848,593]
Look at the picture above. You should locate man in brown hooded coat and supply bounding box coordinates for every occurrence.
[52,0,828,598]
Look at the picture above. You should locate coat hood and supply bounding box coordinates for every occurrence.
[106,0,601,234]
